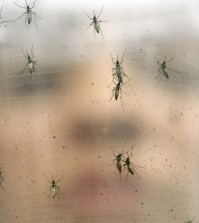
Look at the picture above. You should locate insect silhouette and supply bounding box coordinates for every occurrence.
[19,46,38,77]
[184,218,194,223]
[110,49,128,84]
[13,0,41,29]
[154,55,176,79]
[0,168,5,191]
[44,175,63,199]
[122,146,143,179]
[108,148,125,176]
[0,6,12,24]
[83,7,106,38]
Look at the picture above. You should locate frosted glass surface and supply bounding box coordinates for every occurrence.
[0,0,199,222]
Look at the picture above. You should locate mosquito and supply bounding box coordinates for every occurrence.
[83,6,106,38]
[108,148,124,176]
[110,49,128,84]
[122,146,143,179]
[0,167,5,191]
[13,0,41,29]
[154,55,176,79]
[0,6,12,24]
[109,78,132,110]
[19,46,38,77]
[44,174,63,199]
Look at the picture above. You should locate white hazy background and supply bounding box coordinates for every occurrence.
[0,0,199,222]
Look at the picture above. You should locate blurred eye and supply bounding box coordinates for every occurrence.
[67,116,142,145]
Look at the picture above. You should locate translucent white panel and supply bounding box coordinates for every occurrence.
[0,1,198,223]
